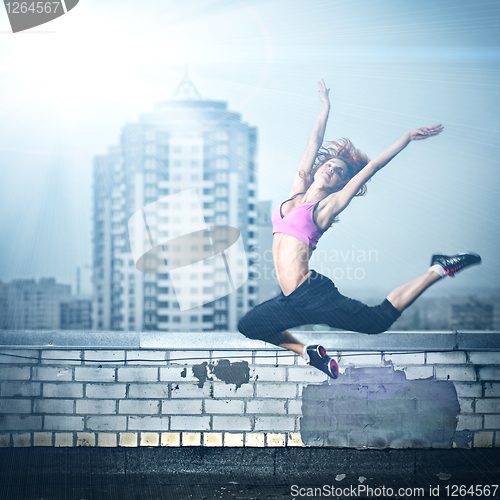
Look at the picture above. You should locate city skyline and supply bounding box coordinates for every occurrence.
[0,0,499,304]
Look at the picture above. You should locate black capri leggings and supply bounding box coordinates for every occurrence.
[238,270,401,342]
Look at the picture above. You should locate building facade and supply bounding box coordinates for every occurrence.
[92,77,259,332]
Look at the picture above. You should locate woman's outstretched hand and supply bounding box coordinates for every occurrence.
[407,124,444,141]
[318,79,330,106]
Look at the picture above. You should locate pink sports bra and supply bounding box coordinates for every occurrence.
[271,193,324,249]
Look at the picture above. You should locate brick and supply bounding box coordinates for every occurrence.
[212,416,251,431]
[76,400,116,414]
[169,351,209,365]
[479,367,500,381]
[97,433,117,447]
[128,384,169,399]
[287,400,303,415]
[140,432,159,446]
[456,415,483,431]
[475,399,500,414]
[213,383,253,398]
[212,351,253,364]
[458,398,475,413]
[0,416,42,431]
[32,367,73,381]
[252,366,287,382]
[253,350,296,365]
[120,400,159,415]
[161,432,180,446]
[339,353,383,367]
[426,352,467,364]
[126,351,166,365]
[41,351,81,365]
[454,383,482,398]
[287,367,327,383]
[182,432,201,446]
[203,432,223,447]
[245,433,264,447]
[128,416,170,431]
[75,367,115,382]
[119,432,138,447]
[473,431,494,447]
[224,433,243,447]
[400,366,433,380]
[0,399,31,414]
[43,383,83,399]
[86,384,126,399]
[12,433,31,447]
[2,382,41,397]
[266,433,286,447]
[86,416,126,431]
[484,415,500,429]
[77,432,96,447]
[44,416,84,431]
[205,399,244,414]
[385,353,425,365]
[117,367,158,383]
[435,365,476,381]
[170,416,210,431]
[33,432,52,446]
[246,399,286,415]
[162,399,202,415]
[34,399,74,414]
[54,433,73,447]
[0,435,10,447]
[84,351,125,363]
[256,384,297,399]
[287,432,304,446]
[160,366,199,383]
[0,367,30,380]
[170,383,211,399]
[485,383,500,398]
[469,352,500,365]
[254,416,295,432]
[0,350,39,364]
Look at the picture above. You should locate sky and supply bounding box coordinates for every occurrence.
[0,0,499,300]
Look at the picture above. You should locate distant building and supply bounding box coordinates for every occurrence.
[60,298,93,330]
[3,278,71,330]
[92,75,258,332]
[451,299,494,331]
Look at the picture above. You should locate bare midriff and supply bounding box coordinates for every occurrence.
[272,232,314,296]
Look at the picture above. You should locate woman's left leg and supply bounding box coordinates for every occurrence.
[386,270,441,311]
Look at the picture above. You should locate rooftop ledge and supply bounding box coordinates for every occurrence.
[1,330,499,351]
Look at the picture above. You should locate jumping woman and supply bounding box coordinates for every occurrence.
[238,80,481,379]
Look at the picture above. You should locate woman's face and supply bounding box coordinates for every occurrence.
[314,159,348,189]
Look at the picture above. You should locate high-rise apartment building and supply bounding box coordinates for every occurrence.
[92,77,258,332]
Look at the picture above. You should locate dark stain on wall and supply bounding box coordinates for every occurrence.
[300,366,460,449]
[191,360,250,389]
[192,362,210,388]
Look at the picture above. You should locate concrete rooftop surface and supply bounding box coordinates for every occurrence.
[1,447,499,499]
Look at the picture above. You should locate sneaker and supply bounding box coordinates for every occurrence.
[306,344,338,379]
[431,253,481,278]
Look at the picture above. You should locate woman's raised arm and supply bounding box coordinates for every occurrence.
[323,124,444,221]
[289,80,331,196]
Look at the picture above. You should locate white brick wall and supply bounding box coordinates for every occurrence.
[0,344,498,449]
